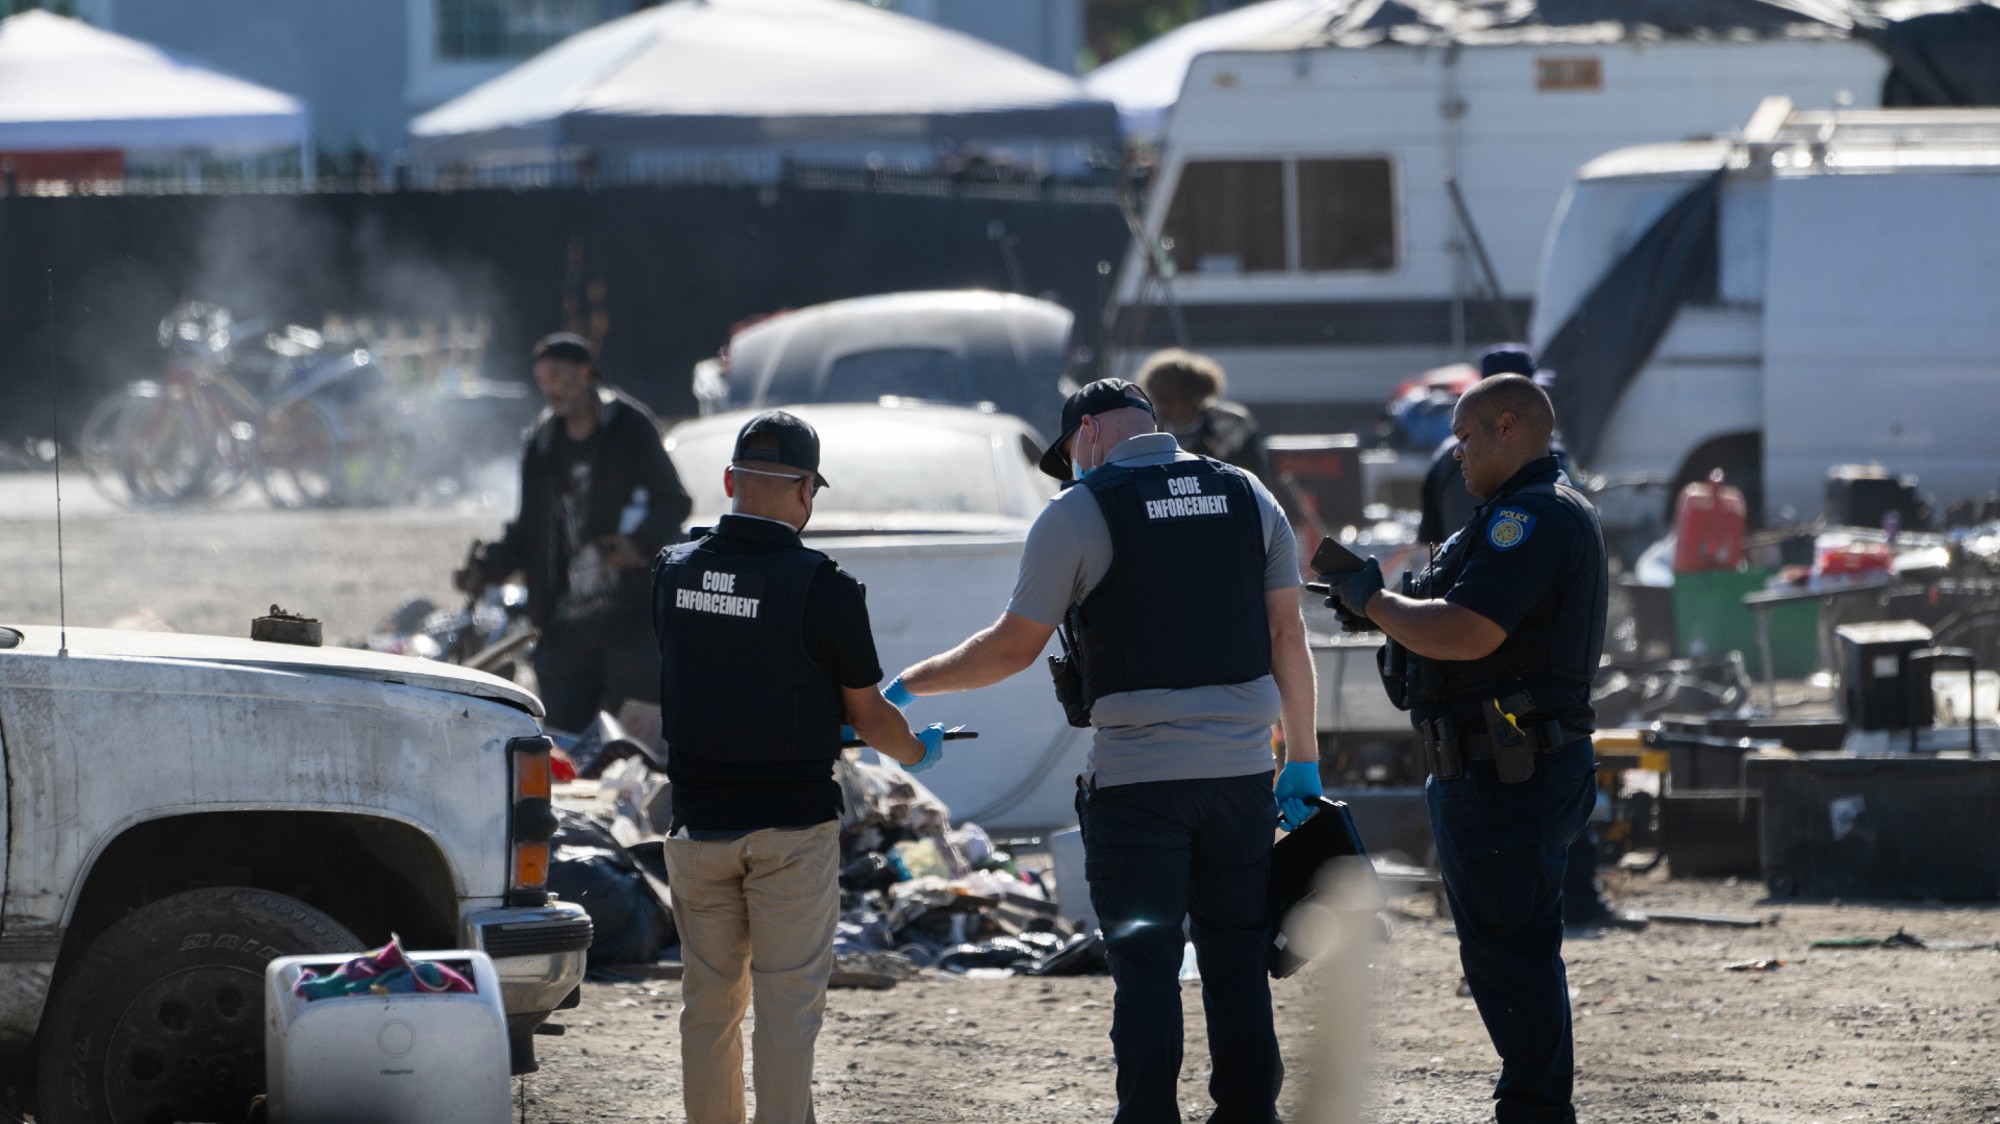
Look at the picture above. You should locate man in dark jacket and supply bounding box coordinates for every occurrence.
[457,333,692,731]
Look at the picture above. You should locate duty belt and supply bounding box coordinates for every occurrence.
[1419,715,1588,784]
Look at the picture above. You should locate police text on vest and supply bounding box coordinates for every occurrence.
[1146,475,1230,520]
[676,570,761,619]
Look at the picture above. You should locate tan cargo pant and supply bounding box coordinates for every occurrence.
[661,820,840,1124]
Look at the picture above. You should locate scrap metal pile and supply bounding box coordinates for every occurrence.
[545,714,1102,985]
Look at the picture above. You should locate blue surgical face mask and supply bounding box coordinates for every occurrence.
[1070,426,1093,480]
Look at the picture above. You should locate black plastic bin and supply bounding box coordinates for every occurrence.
[1749,754,2000,900]
[1660,790,1761,879]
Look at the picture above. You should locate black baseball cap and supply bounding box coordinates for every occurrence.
[1039,378,1155,480]
[1479,344,1536,379]
[732,410,830,490]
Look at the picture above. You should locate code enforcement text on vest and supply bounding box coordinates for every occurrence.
[1146,475,1230,520]
[676,570,761,619]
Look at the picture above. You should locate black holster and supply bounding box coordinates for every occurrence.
[1420,716,1464,781]
[1049,611,1092,728]
[1482,697,1538,785]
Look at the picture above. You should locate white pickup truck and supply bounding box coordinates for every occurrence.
[0,622,589,1124]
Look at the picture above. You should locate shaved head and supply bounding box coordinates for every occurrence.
[1449,374,1557,499]
[1458,375,1554,448]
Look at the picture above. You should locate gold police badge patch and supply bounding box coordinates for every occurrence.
[1488,508,1535,551]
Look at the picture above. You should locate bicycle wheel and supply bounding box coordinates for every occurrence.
[189,396,254,502]
[254,398,343,509]
[1934,608,2000,674]
[345,412,417,508]
[120,395,212,505]
[78,390,152,507]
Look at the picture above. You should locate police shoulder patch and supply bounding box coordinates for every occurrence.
[1487,507,1536,551]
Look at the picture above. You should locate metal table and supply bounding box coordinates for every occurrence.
[1740,576,1900,712]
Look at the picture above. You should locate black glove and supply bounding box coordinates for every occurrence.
[1330,603,1373,634]
[1326,556,1385,623]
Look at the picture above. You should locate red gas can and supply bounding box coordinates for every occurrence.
[1673,470,1747,573]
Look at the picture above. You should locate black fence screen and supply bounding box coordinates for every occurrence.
[0,182,1127,442]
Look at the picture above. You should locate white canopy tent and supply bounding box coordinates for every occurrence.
[410,0,1119,182]
[0,11,309,171]
[1083,0,1338,138]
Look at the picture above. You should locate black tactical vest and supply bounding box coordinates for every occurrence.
[1406,477,1607,726]
[1074,457,1271,702]
[654,531,843,764]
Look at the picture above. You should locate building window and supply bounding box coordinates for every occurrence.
[1161,156,1396,277]
[438,0,602,61]
[1297,158,1395,272]
[1162,160,1286,275]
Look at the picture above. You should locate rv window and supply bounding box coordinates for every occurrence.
[1297,159,1396,272]
[1162,161,1286,275]
[823,348,964,403]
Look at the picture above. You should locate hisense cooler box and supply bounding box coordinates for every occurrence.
[265,949,510,1124]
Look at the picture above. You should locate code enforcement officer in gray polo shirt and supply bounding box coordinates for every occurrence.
[897,379,1321,1124]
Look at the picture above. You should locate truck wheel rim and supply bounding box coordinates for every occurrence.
[103,965,263,1124]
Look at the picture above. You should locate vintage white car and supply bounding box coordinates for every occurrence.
[0,622,588,1124]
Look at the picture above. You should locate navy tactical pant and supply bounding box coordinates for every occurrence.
[1427,737,1596,1124]
[1078,772,1283,1124]
[532,614,660,734]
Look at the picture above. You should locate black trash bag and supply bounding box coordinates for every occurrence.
[1029,930,1109,976]
[546,810,672,965]
[934,936,1047,973]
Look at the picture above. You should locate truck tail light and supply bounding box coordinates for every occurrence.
[513,841,551,892]
[516,748,553,802]
[507,735,559,906]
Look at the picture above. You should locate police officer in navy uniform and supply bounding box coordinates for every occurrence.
[896,380,1321,1124]
[653,410,945,1124]
[1415,350,1630,935]
[1329,375,1607,1124]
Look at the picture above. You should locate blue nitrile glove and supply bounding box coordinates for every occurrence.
[905,724,946,773]
[884,678,916,709]
[1327,557,1385,621]
[1274,761,1324,832]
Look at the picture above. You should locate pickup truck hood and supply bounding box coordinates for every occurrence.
[0,624,542,716]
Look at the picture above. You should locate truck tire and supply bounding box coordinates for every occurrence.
[36,887,360,1124]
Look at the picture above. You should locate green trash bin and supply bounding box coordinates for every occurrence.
[1673,568,1819,678]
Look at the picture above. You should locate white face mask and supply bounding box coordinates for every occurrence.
[1072,456,1089,482]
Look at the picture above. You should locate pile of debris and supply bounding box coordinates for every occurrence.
[827,754,1101,978]
[546,710,1103,986]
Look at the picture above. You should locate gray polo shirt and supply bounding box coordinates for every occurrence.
[1006,432,1300,787]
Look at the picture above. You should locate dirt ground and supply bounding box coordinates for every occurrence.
[2,480,1998,1123]
[512,875,2000,1124]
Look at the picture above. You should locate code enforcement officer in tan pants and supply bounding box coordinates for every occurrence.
[651,410,946,1123]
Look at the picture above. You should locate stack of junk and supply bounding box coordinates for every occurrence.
[1581,459,2000,902]
[541,709,1104,988]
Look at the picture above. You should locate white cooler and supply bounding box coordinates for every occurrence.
[265,949,512,1124]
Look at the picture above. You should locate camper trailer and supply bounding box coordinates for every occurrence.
[1106,2,1916,432]
[1532,101,2000,528]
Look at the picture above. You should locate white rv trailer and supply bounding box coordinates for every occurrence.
[1531,102,2000,525]
[1107,3,1892,432]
